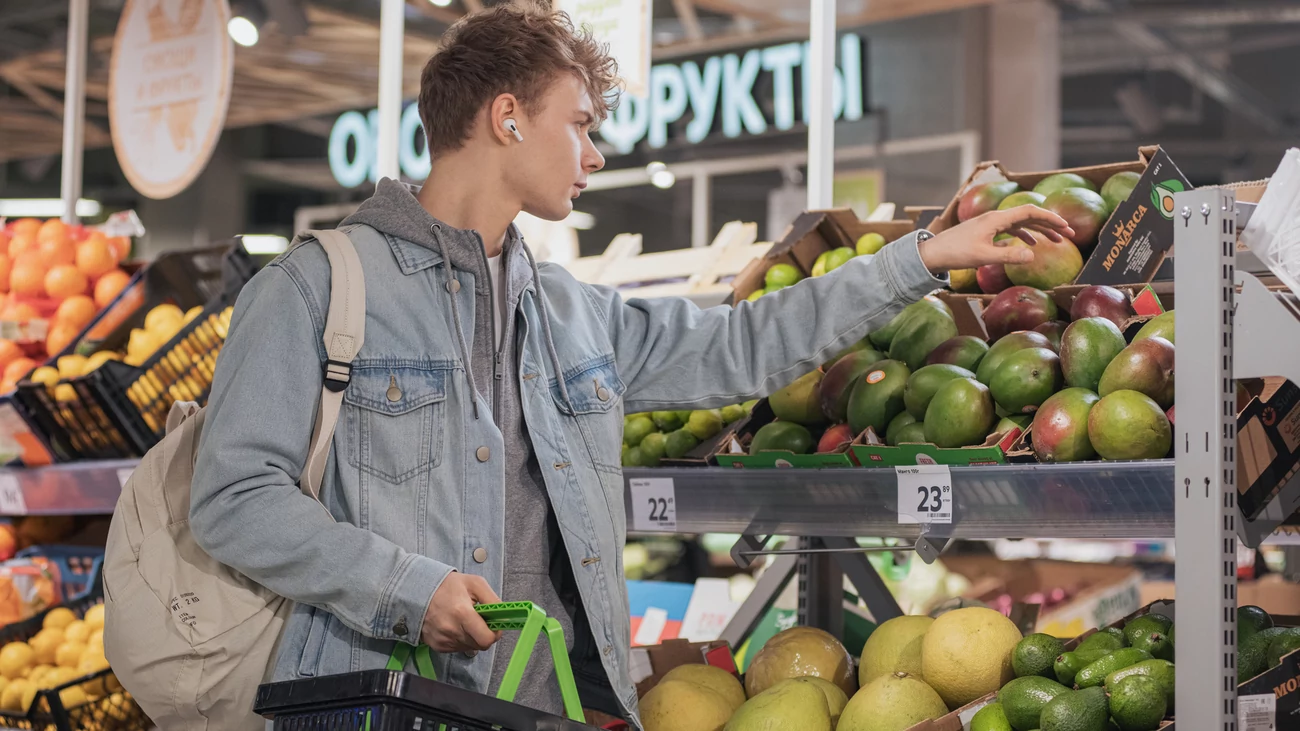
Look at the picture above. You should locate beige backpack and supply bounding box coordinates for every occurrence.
[102,230,365,730]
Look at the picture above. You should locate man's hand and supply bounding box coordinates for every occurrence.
[421,572,503,653]
[918,205,1076,274]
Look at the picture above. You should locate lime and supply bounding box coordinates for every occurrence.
[764,263,804,289]
[640,432,668,461]
[745,289,765,302]
[652,411,684,431]
[624,414,656,446]
[811,251,831,277]
[664,429,701,459]
[721,404,747,423]
[825,247,856,273]
[856,232,887,256]
[685,409,725,440]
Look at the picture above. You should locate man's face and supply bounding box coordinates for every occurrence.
[509,74,605,221]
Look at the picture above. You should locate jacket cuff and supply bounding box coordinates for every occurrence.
[374,553,455,642]
[878,231,948,301]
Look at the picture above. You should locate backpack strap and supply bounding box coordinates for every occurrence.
[300,229,366,501]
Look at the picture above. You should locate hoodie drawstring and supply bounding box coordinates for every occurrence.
[522,244,574,413]
[433,227,482,419]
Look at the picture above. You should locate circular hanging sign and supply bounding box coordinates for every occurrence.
[109,0,233,199]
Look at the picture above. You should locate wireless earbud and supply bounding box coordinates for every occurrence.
[504,118,523,142]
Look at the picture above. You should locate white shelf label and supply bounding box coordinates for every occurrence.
[1240,693,1276,731]
[632,606,669,646]
[0,475,27,515]
[896,464,953,525]
[630,477,677,532]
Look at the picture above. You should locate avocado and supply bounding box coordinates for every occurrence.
[1104,659,1174,712]
[1238,605,1274,641]
[1268,631,1300,668]
[749,421,814,456]
[1129,631,1173,662]
[846,359,911,436]
[1098,627,1128,646]
[1239,632,1271,683]
[998,676,1069,731]
[1077,631,1125,654]
[904,364,977,420]
[1039,687,1108,731]
[972,701,1014,731]
[1014,634,1067,679]
[870,297,952,350]
[1053,649,1108,686]
[1121,615,1172,647]
[1074,648,1152,688]
[1108,675,1167,731]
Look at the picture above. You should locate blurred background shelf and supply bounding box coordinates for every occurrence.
[0,459,136,515]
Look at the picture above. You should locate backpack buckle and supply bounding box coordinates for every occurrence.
[323,359,352,392]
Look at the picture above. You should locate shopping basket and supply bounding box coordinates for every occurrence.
[256,601,600,731]
[0,562,149,730]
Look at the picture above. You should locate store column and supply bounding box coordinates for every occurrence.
[986,0,1060,171]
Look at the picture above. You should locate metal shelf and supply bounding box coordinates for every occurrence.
[0,459,136,515]
[623,460,1175,540]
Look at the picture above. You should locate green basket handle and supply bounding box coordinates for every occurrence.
[385,601,584,722]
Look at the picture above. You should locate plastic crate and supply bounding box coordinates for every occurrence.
[13,241,256,462]
[0,569,149,730]
[13,547,103,605]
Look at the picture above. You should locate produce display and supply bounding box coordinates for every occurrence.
[958,171,1142,294]
[744,231,891,302]
[0,604,114,714]
[621,403,755,467]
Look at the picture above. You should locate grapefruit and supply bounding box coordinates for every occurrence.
[921,607,1023,708]
[745,626,856,698]
[859,615,934,686]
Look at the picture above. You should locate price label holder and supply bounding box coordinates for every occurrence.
[1239,694,1276,731]
[896,464,953,525]
[0,474,26,515]
[630,477,677,532]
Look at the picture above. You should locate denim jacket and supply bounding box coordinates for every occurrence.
[189,211,942,726]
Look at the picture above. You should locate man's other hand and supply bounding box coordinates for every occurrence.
[918,205,1076,274]
[421,573,503,653]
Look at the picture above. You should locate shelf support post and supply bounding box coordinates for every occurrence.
[1173,187,1237,730]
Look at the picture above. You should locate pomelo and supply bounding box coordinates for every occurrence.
[921,607,1023,709]
[860,615,934,686]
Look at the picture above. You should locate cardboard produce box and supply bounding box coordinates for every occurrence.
[730,210,915,303]
[936,281,1169,343]
[931,146,1192,286]
[629,638,736,698]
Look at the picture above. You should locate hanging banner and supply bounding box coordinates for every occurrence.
[557,0,651,98]
[109,0,234,199]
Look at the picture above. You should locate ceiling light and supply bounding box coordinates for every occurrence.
[429,0,454,6]
[228,16,259,46]
[647,162,676,190]
[241,234,289,254]
[0,198,101,218]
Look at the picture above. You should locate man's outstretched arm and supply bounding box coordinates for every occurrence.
[597,206,1074,412]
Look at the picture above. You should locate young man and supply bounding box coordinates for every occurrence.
[190,4,1072,726]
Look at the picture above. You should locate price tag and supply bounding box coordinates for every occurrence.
[896,464,953,525]
[630,477,676,532]
[0,474,26,515]
[1239,694,1276,731]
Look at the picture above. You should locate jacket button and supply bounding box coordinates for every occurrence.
[446,279,461,293]
[463,650,478,659]
[386,375,402,402]
[393,619,409,637]
[473,547,488,563]
[476,446,490,462]
[597,386,611,402]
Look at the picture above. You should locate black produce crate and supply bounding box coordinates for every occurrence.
[14,241,256,462]
[256,670,599,731]
[0,568,148,730]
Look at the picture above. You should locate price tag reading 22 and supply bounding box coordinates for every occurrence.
[630,477,677,532]
[896,464,953,525]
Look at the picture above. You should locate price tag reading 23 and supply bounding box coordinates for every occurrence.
[895,464,953,525]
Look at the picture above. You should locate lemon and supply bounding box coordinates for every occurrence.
[83,351,121,374]
[126,329,158,359]
[86,630,103,649]
[0,678,29,710]
[183,306,203,323]
[30,630,62,665]
[54,384,77,402]
[28,664,54,688]
[55,355,87,380]
[144,304,183,333]
[29,366,60,388]
[55,641,85,669]
[59,684,87,708]
[43,607,76,631]
[0,642,34,680]
[19,681,38,712]
[63,621,89,645]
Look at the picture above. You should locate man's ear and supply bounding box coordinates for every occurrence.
[488,93,521,145]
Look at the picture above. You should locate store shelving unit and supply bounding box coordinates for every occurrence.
[0,459,134,516]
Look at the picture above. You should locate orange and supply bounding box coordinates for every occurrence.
[1,303,38,322]
[0,254,11,295]
[107,236,130,263]
[9,261,45,297]
[45,322,80,359]
[53,296,95,330]
[92,269,130,308]
[10,219,40,240]
[36,219,66,245]
[0,341,23,370]
[3,358,36,383]
[44,265,88,299]
[7,234,35,260]
[35,237,74,268]
[74,235,116,279]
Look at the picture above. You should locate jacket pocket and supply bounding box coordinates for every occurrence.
[296,605,331,677]
[550,354,626,471]
[345,364,448,483]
